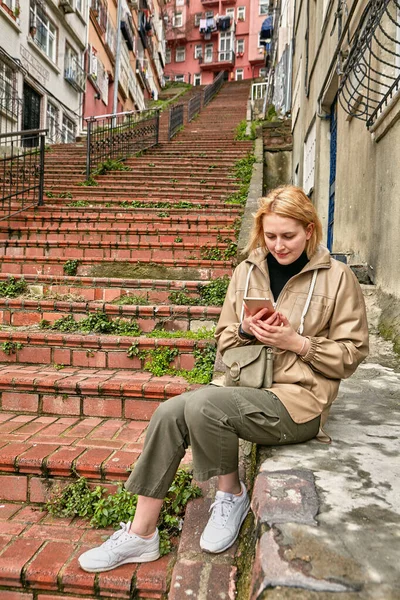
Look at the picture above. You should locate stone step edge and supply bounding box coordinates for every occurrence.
[0,273,214,290]
[0,298,220,319]
[0,365,197,399]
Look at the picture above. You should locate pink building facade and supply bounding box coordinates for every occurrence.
[164,0,272,85]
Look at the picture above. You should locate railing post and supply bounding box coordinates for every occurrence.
[155,109,160,145]
[86,119,92,180]
[38,133,45,206]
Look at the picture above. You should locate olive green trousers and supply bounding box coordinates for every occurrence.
[125,385,320,499]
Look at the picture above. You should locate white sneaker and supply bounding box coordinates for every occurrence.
[78,522,160,572]
[200,481,250,553]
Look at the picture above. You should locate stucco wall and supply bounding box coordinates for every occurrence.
[291,0,400,300]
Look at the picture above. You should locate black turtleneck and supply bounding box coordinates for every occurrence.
[267,251,309,301]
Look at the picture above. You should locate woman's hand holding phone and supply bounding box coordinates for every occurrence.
[241,305,281,336]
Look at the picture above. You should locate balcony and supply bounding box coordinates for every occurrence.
[199,50,235,71]
[165,23,189,42]
[201,0,236,5]
[64,56,86,93]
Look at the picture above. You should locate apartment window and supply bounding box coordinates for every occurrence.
[237,39,244,54]
[165,48,171,64]
[237,6,245,21]
[176,0,184,5]
[173,12,183,27]
[30,0,57,62]
[259,67,267,77]
[91,0,107,32]
[194,44,202,59]
[226,8,234,20]
[194,13,201,26]
[205,11,214,18]
[193,73,201,86]
[175,46,185,62]
[259,0,269,16]
[2,0,17,11]
[76,0,83,13]
[0,60,17,116]
[62,114,76,144]
[205,43,213,63]
[175,74,185,82]
[258,33,264,48]
[164,75,171,82]
[46,102,59,142]
[235,68,244,81]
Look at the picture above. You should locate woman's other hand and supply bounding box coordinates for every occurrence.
[249,312,309,355]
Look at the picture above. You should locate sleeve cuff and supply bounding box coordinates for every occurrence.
[300,336,317,363]
[238,323,256,341]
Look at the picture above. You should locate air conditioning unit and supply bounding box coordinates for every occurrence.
[59,0,74,14]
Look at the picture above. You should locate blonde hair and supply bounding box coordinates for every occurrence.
[245,185,323,258]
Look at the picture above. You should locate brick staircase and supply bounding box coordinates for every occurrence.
[0,81,252,599]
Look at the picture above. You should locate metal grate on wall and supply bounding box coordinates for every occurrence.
[338,0,400,128]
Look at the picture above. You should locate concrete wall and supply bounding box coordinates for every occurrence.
[291,0,400,304]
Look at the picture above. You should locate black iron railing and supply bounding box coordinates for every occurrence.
[0,128,46,221]
[188,93,202,122]
[85,109,160,178]
[203,70,226,106]
[168,104,184,140]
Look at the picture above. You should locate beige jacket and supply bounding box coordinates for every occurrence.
[213,245,369,436]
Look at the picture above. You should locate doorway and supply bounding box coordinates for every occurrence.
[22,82,41,147]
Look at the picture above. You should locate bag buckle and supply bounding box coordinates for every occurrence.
[230,361,241,383]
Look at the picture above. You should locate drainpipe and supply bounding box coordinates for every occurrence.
[113,0,123,115]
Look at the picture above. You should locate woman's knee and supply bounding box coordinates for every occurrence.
[184,386,229,425]
[150,393,187,428]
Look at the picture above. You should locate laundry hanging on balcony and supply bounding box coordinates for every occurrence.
[338,0,400,128]
[260,16,273,42]
[217,16,231,31]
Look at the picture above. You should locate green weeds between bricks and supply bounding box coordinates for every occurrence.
[127,342,217,384]
[40,311,141,336]
[63,260,80,276]
[112,294,149,306]
[0,276,27,298]
[225,153,256,206]
[168,276,230,307]
[45,469,201,556]
[1,342,22,355]
[200,241,237,261]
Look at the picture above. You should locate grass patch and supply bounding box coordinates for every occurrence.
[0,276,27,298]
[40,311,141,336]
[45,469,201,556]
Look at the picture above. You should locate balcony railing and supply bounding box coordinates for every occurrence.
[199,50,235,68]
[64,56,86,93]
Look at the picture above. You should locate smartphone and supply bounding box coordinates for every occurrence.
[244,297,275,318]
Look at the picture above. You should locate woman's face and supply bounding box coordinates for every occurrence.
[262,213,313,265]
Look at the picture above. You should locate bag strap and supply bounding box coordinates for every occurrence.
[240,264,255,322]
[297,269,318,335]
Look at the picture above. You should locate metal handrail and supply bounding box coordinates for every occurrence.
[86,109,160,178]
[0,128,47,220]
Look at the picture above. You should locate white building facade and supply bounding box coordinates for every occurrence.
[0,0,88,143]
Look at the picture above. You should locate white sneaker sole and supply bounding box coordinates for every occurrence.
[79,549,161,572]
[200,498,251,554]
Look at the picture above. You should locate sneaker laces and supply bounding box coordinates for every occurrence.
[209,493,234,526]
[102,521,132,549]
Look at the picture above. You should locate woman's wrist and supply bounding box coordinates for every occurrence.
[296,335,309,356]
[238,323,255,340]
